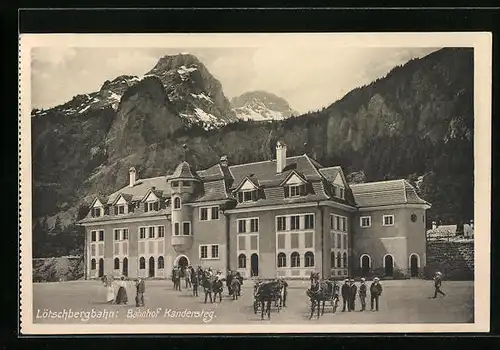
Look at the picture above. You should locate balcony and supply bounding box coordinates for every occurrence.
[171,235,193,252]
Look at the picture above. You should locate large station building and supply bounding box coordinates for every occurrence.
[78,142,431,280]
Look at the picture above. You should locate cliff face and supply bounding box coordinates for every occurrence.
[31,48,474,257]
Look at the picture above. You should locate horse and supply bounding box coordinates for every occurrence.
[253,280,284,320]
[306,278,339,319]
[201,271,224,303]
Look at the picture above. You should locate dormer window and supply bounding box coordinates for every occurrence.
[114,205,126,215]
[182,181,191,187]
[332,185,345,199]
[237,190,257,203]
[284,184,306,198]
[144,201,159,212]
[171,181,179,188]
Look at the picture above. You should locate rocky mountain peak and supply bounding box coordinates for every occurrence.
[231,90,298,121]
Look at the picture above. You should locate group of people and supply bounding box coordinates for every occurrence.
[338,277,383,312]
[102,275,146,307]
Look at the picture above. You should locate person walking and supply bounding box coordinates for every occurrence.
[341,279,350,312]
[103,275,115,304]
[115,276,128,305]
[359,278,367,311]
[349,279,357,312]
[184,266,192,289]
[135,277,145,307]
[370,277,383,311]
[432,271,446,298]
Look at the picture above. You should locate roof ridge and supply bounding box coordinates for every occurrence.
[303,154,324,179]
[350,179,404,187]
[402,179,408,203]
[319,166,342,171]
[228,155,303,169]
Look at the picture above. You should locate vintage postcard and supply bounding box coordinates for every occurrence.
[19,32,491,334]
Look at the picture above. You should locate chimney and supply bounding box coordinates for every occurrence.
[220,155,228,167]
[129,167,136,188]
[432,221,437,230]
[276,141,287,173]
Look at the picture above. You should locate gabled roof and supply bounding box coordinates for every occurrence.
[350,179,429,208]
[110,193,133,206]
[140,188,164,202]
[90,196,108,207]
[233,176,260,192]
[107,176,170,204]
[279,170,308,186]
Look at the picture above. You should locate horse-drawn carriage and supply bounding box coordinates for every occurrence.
[306,276,340,319]
[252,279,288,320]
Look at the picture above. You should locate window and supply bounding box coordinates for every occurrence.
[158,226,165,238]
[339,187,345,199]
[331,185,337,197]
[238,254,246,268]
[277,234,285,249]
[304,251,315,267]
[139,257,145,269]
[331,251,336,268]
[91,245,96,256]
[174,197,181,209]
[290,215,300,230]
[114,229,120,241]
[238,236,246,250]
[90,259,96,270]
[289,185,301,197]
[383,215,395,226]
[304,232,314,248]
[117,205,125,214]
[337,233,341,249]
[99,230,104,241]
[342,252,347,268]
[277,216,287,231]
[290,233,299,249]
[158,256,164,269]
[238,219,246,233]
[172,181,179,187]
[174,223,180,236]
[139,227,146,239]
[336,253,341,268]
[92,208,102,217]
[200,245,208,259]
[123,229,128,240]
[250,218,259,232]
[304,214,314,229]
[330,215,335,230]
[360,216,372,228]
[291,252,300,267]
[182,181,191,187]
[114,258,120,270]
[336,216,341,231]
[148,226,155,239]
[199,244,219,259]
[277,252,287,267]
[211,206,219,220]
[200,207,208,221]
[147,202,159,212]
[183,222,191,236]
[337,270,342,276]
[341,217,347,232]
[91,231,96,242]
[243,190,256,202]
[343,235,347,249]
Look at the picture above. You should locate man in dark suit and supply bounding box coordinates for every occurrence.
[359,277,367,311]
[135,277,145,307]
[370,277,383,311]
[341,279,350,312]
[432,271,446,298]
[349,279,357,312]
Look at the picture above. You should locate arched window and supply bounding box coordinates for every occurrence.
[238,254,246,268]
[342,252,348,268]
[304,251,315,267]
[174,197,181,209]
[139,257,146,269]
[277,252,287,268]
[360,254,371,268]
[291,252,300,267]
[331,251,336,268]
[91,258,96,270]
[158,256,164,269]
[114,257,120,270]
[336,252,341,268]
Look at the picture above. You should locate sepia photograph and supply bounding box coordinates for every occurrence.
[18,32,491,334]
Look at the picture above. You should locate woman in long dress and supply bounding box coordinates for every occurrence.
[115,276,128,305]
[104,275,115,304]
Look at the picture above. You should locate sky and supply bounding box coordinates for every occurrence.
[31,46,440,114]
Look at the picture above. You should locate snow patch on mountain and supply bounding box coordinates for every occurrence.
[231,91,298,122]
